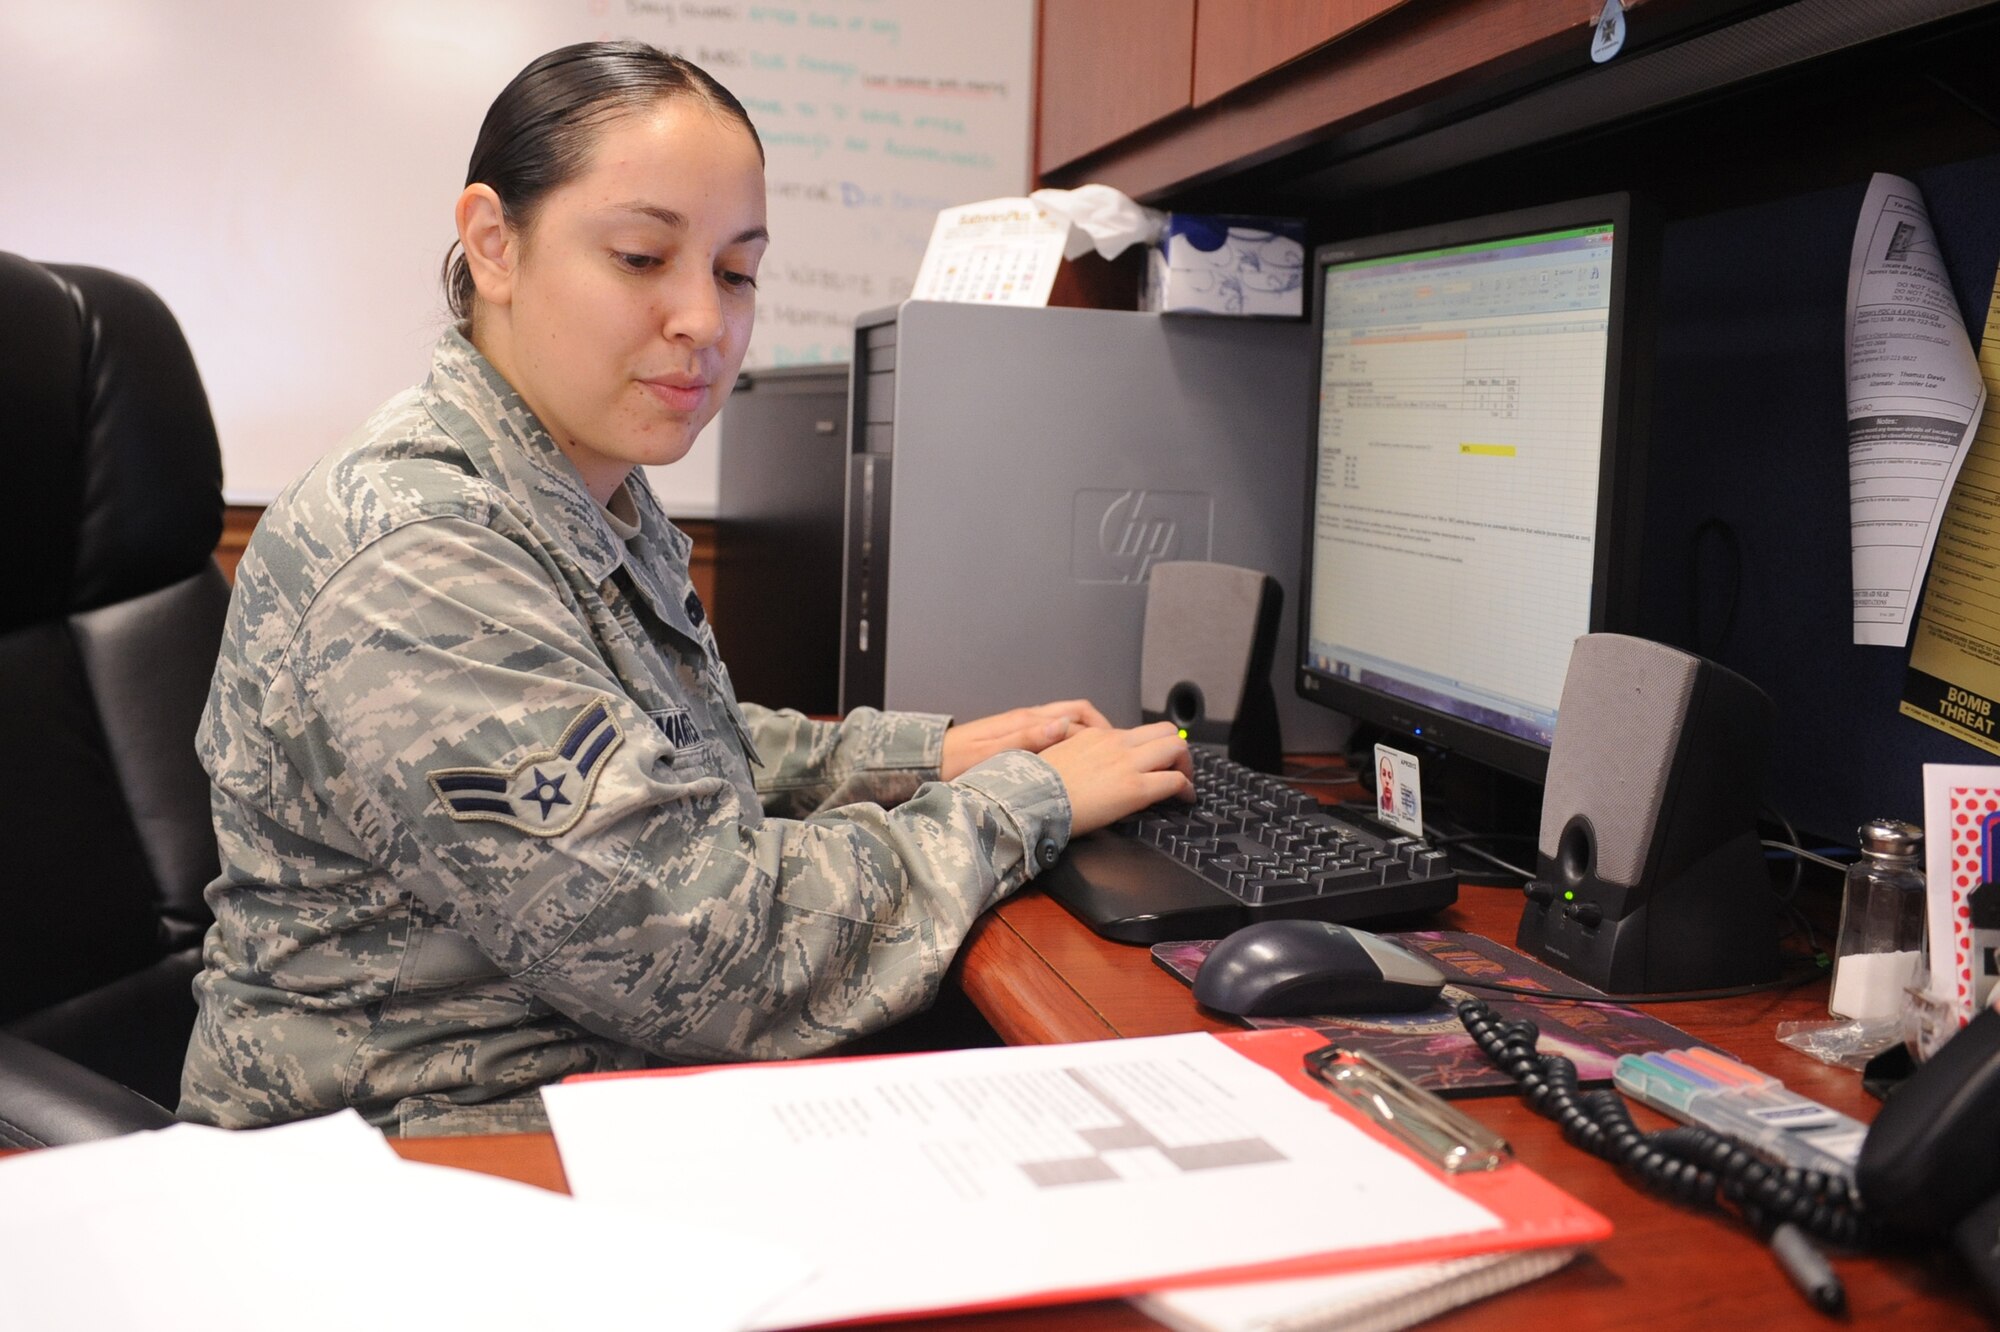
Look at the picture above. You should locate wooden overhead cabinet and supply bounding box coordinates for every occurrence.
[1035,0,1629,199]
[1189,0,1407,105]
[1035,0,1405,177]
[1035,0,1195,175]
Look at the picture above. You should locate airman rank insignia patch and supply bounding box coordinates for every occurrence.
[427,701,622,837]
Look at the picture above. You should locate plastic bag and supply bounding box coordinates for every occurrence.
[1776,1016,1903,1070]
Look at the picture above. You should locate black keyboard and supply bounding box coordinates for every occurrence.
[1040,747,1459,944]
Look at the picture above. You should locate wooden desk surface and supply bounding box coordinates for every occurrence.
[395,880,1986,1331]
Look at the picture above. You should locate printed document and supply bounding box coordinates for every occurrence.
[544,1033,1502,1329]
[1902,260,2000,753]
[1846,172,1986,646]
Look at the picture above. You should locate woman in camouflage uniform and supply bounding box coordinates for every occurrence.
[180,42,1192,1136]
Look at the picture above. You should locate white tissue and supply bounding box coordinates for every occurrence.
[1028,184,1165,262]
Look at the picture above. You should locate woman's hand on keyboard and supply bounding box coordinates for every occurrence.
[1038,721,1195,835]
[940,699,1112,780]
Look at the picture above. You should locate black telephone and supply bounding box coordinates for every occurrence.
[1857,1004,2000,1308]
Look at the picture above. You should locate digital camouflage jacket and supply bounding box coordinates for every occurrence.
[179,330,1069,1136]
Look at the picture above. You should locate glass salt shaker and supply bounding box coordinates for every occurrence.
[1829,818,1926,1022]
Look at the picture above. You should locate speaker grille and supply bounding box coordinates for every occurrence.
[1140,562,1268,724]
[1539,635,1699,888]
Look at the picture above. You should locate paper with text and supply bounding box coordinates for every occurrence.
[1901,256,2000,752]
[1846,172,1986,645]
[544,1033,1502,1328]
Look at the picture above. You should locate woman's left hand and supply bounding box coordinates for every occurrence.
[940,699,1114,781]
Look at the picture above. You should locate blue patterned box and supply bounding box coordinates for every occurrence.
[1141,214,1306,316]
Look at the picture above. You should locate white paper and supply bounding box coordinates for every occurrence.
[544,1034,1502,1329]
[0,1111,810,1332]
[909,197,1069,305]
[1846,172,1986,646]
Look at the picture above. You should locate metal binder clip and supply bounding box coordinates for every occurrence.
[1304,1045,1512,1174]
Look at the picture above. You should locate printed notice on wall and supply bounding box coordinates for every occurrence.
[1902,261,2000,755]
[1846,173,1986,646]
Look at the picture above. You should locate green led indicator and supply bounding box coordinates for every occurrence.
[1563,890,1575,901]
[1177,728,1188,740]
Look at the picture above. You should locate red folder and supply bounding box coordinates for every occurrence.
[560,1026,1610,1326]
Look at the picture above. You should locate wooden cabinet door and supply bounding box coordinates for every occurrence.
[1036,0,1196,174]
[1191,0,1410,105]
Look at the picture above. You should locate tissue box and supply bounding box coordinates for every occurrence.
[1141,214,1305,317]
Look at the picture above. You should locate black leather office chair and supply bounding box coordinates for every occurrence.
[0,1030,177,1147]
[0,251,229,1112]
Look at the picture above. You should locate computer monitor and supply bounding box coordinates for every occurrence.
[1296,194,1648,803]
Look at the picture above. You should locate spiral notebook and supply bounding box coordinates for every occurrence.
[1131,1245,1580,1332]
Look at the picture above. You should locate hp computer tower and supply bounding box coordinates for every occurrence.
[714,364,850,716]
[839,301,1346,753]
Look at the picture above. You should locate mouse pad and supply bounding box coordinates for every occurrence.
[1152,931,1729,1097]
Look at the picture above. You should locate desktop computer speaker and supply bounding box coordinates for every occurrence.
[1515,633,1779,994]
[1139,561,1282,772]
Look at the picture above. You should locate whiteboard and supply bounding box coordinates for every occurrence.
[0,0,1033,510]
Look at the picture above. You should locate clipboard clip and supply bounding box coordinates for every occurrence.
[1304,1044,1512,1174]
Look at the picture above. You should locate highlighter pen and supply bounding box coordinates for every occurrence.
[1613,1051,1864,1179]
[1676,1046,1779,1089]
[1770,1221,1846,1315]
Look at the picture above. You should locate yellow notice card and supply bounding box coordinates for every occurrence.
[1904,265,2000,754]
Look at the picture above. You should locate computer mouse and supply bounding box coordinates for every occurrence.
[1192,919,1447,1017]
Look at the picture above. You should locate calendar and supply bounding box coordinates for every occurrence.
[910,198,1069,306]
